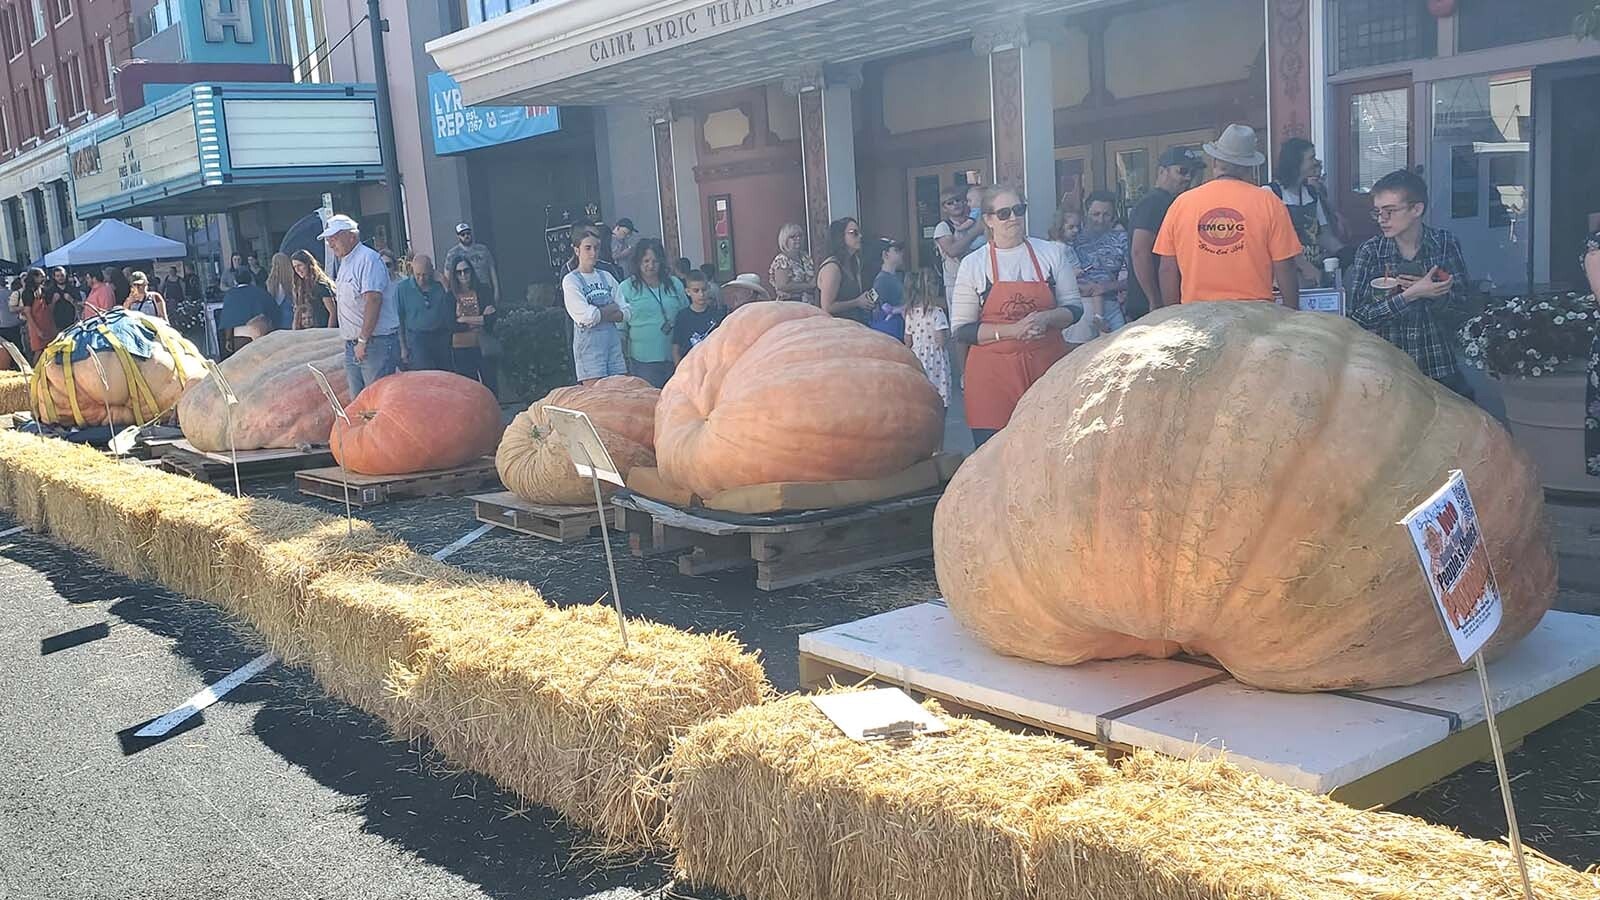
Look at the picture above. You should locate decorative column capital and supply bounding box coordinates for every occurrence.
[782,62,863,96]
[971,17,1032,56]
[643,101,675,125]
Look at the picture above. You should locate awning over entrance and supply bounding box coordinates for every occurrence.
[72,82,385,219]
[426,0,1082,107]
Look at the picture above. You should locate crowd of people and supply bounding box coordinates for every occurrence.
[558,123,1510,450]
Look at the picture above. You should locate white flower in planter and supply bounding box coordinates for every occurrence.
[1556,316,1567,325]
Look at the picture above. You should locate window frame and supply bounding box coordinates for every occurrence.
[52,0,68,27]
[99,34,113,102]
[40,72,56,131]
[27,0,45,44]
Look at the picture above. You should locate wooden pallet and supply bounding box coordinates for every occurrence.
[160,441,335,485]
[800,602,1600,809]
[296,459,500,507]
[612,491,939,590]
[472,491,609,543]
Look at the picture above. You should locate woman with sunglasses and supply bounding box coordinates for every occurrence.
[817,218,875,324]
[449,258,498,395]
[951,185,1084,449]
[618,238,686,388]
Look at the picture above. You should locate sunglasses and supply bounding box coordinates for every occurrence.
[455,268,472,275]
[987,203,1028,221]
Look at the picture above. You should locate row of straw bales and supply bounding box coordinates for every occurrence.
[0,430,768,849]
[0,370,27,414]
[3,430,1599,897]
[666,695,1600,900]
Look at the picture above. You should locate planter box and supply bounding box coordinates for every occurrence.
[1499,370,1600,497]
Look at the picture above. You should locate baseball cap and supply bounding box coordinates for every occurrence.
[877,237,905,252]
[615,217,636,232]
[1158,146,1202,170]
[455,222,472,234]
[318,214,360,240]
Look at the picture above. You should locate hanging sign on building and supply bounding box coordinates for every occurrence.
[428,71,559,155]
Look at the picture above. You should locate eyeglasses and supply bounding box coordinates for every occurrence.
[942,198,964,208]
[845,229,861,237]
[455,268,472,275]
[987,203,1028,221]
[1370,204,1416,222]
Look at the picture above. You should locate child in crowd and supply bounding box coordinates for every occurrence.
[902,269,950,407]
[1052,209,1082,246]
[672,269,727,364]
[870,238,906,342]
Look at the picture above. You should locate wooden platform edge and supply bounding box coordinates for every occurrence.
[296,461,499,507]
[473,492,607,543]
[799,649,1600,810]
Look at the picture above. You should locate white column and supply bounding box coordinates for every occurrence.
[0,197,17,263]
[43,182,66,250]
[597,104,663,235]
[820,67,859,223]
[670,111,705,266]
[975,19,1056,240]
[21,190,44,261]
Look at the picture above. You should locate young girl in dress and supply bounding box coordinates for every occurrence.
[902,269,951,407]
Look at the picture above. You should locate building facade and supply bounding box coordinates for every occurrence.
[0,0,133,264]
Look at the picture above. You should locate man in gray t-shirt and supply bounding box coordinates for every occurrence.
[444,222,500,300]
[321,214,397,395]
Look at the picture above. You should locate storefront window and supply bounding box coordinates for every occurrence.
[1332,0,1435,72]
[1457,0,1586,53]
[1429,71,1533,293]
[1349,87,1409,192]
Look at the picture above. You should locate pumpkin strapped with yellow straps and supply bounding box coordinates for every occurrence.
[30,308,204,428]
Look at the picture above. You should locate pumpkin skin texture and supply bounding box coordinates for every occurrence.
[496,376,659,506]
[655,301,944,497]
[179,328,352,451]
[935,302,1555,692]
[33,311,207,427]
[330,370,503,476]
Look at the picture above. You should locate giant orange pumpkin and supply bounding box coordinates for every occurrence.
[496,376,659,506]
[655,301,944,496]
[935,302,1555,692]
[179,328,352,451]
[330,371,503,475]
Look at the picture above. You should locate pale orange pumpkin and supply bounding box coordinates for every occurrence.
[935,302,1555,691]
[179,328,352,451]
[655,301,944,497]
[32,310,207,427]
[331,371,503,475]
[496,376,658,506]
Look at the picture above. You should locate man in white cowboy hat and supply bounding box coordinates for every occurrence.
[1154,124,1303,309]
[720,273,774,310]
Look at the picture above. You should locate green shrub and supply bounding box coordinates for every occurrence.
[495,305,575,402]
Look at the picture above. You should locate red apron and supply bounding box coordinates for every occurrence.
[963,241,1067,431]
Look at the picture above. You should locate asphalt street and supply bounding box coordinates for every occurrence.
[0,519,694,900]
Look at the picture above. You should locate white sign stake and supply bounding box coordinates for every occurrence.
[83,352,121,454]
[0,337,31,375]
[431,523,493,562]
[545,406,629,650]
[1402,471,1533,899]
[205,360,242,498]
[305,364,354,535]
[133,651,278,738]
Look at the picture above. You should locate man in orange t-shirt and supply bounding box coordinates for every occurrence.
[1154,124,1302,309]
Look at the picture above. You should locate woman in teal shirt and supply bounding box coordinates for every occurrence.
[618,238,688,387]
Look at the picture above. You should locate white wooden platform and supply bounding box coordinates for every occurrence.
[798,601,1600,807]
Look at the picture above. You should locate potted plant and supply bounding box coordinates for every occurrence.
[1460,291,1599,494]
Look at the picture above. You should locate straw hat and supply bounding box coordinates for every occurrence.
[1203,124,1266,167]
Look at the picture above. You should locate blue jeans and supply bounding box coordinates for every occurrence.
[404,329,452,372]
[344,333,400,397]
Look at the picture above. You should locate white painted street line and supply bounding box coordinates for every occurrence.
[0,525,26,539]
[430,523,494,562]
[133,652,278,738]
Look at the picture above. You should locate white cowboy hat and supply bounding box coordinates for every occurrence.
[1203,124,1266,167]
[721,273,774,302]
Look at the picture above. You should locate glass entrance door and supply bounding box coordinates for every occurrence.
[1338,75,1413,247]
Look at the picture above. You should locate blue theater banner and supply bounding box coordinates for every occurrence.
[428,71,560,155]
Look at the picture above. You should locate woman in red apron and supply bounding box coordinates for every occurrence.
[953,186,1084,448]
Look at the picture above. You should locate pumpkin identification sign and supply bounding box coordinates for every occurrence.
[1401,470,1503,664]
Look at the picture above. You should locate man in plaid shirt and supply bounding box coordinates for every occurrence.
[1348,169,1474,399]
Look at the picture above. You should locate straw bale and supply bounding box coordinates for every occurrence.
[665,693,1116,900]
[1032,751,1600,900]
[394,602,770,851]
[293,558,551,717]
[0,370,27,414]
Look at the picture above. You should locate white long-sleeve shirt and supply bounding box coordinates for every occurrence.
[950,237,1088,339]
[562,269,630,328]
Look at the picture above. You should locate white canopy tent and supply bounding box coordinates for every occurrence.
[38,220,186,268]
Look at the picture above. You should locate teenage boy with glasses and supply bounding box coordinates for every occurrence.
[933,188,986,306]
[1348,168,1474,399]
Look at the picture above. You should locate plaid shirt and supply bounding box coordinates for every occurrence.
[1348,225,1470,380]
